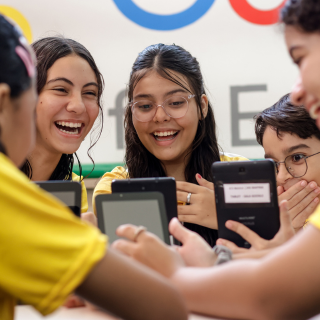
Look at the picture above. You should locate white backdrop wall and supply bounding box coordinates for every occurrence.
[1,0,298,165]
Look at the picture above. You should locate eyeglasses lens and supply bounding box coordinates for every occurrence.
[285,155,307,178]
[133,96,189,122]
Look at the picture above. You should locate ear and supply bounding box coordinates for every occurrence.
[0,84,11,114]
[199,94,209,120]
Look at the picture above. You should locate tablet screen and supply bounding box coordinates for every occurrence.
[101,199,165,243]
[50,191,76,206]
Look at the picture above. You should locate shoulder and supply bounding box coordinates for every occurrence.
[219,152,248,162]
[0,153,34,189]
[71,172,87,193]
[94,166,128,195]
[71,172,81,182]
[101,166,128,180]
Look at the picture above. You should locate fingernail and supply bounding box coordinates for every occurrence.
[197,173,202,179]
[216,239,224,245]
[310,182,316,189]
[315,188,320,194]
[314,197,319,203]
[301,180,307,187]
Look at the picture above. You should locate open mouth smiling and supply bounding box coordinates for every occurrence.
[152,130,179,141]
[54,121,84,135]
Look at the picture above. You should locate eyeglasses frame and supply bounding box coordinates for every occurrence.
[275,151,320,178]
[129,94,196,122]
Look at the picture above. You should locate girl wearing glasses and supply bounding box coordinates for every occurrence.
[21,37,104,214]
[112,1,320,318]
[93,43,247,247]
[0,15,187,320]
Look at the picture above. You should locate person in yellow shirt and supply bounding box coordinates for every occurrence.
[93,43,247,247]
[20,36,105,213]
[0,15,187,320]
[103,1,320,318]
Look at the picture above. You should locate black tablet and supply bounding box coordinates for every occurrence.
[35,181,82,217]
[95,192,170,245]
[111,177,177,223]
[212,160,280,248]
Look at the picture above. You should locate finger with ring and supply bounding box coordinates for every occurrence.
[133,226,147,242]
[186,192,192,205]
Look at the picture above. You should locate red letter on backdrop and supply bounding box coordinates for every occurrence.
[229,0,286,25]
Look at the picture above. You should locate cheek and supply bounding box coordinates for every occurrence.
[305,162,320,186]
[301,59,320,97]
[133,120,149,142]
[87,103,100,125]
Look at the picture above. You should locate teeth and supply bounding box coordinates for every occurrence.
[309,103,320,120]
[154,131,177,137]
[56,121,82,128]
[58,128,79,135]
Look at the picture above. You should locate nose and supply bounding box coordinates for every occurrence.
[277,163,292,186]
[290,77,306,106]
[66,93,86,114]
[152,105,170,123]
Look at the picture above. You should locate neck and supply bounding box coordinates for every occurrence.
[28,142,62,181]
[162,157,189,182]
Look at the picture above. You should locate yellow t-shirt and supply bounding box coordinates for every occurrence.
[309,205,320,230]
[0,153,107,320]
[92,152,248,213]
[71,172,88,213]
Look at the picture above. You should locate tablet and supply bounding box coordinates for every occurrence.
[35,181,82,217]
[111,177,177,223]
[212,160,280,248]
[95,192,170,244]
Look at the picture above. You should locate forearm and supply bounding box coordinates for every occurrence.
[234,248,274,260]
[170,260,262,319]
[76,249,188,320]
[170,226,320,320]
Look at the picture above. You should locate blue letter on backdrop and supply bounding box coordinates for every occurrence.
[113,0,215,31]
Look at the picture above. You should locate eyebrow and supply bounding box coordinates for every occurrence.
[133,88,189,100]
[83,82,99,89]
[286,144,310,154]
[264,144,310,159]
[47,78,98,89]
[47,77,73,86]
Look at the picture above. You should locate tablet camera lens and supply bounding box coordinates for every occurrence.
[239,167,245,173]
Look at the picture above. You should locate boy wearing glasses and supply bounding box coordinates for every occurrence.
[216,94,320,252]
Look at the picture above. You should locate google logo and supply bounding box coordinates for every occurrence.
[113,0,287,31]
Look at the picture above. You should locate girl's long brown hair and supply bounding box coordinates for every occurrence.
[125,44,221,246]
[21,37,104,180]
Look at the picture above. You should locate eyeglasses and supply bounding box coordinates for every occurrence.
[130,94,195,122]
[275,151,320,178]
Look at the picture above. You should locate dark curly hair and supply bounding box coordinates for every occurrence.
[125,43,221,246]
[255,94,320,146]
[281,0,320,32]
[21,36,104,181]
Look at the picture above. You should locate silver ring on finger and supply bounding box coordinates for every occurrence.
[186,192,192,205]
[133,226,147,242]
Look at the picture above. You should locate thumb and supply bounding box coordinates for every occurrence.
[196,173,214,190]
[169,217,194,244]
[279,200,291,231]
